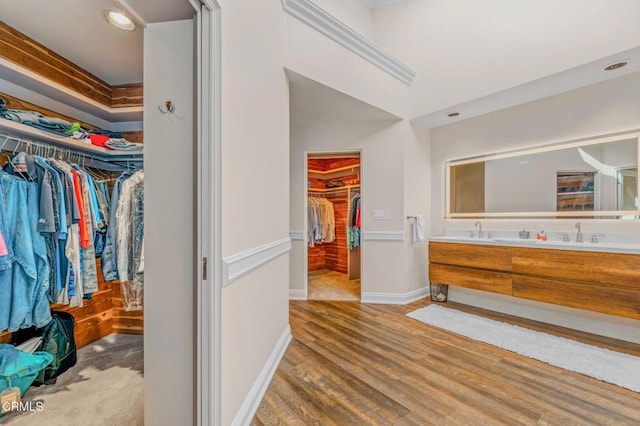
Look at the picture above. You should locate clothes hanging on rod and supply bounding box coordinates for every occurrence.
[307,196,335,247]
[348,191,361,250]
[0,141,144,331]
[101,169,144,311]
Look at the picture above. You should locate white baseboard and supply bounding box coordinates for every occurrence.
[231,325,293,426]
[289,289,307,300]
[361,286,429,305]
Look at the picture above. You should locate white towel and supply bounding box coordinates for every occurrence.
[412,215,425,242]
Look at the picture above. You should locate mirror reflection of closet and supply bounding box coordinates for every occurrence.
[307,153,361,301]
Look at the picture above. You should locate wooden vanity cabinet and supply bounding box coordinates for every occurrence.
[429,241,640,320]
[511,248,640,320]
[428,242,513,295]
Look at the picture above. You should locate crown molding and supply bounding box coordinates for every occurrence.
[282,0,415,85]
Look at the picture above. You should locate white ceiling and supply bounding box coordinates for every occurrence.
[359,0,408,8]
[370,0,640,127]
[288,70,400,125]
[0,0,195,85]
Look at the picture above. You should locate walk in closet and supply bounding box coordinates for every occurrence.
[307,153,361,301]
[0,2,200,424]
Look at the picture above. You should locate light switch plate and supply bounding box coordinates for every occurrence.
[372,209,391,220]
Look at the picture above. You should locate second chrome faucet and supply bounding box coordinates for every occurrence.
[575,222,583,243]
[475,221,483,238]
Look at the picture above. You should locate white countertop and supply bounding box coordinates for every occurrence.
[429,235,640,254]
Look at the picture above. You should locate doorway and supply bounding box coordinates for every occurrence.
[307,152,361,301]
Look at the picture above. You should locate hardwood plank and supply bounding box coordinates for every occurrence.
[0,21,143,108]
[111,83,143,108]
[513,275,640,320]
[253,300,640,425]
[120,131,144,143]
[429,263,512,295]
[512,247,640,290]
[429,241,512,272]
[0,21,111,105]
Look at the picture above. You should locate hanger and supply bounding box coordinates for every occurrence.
[0,137,18,171]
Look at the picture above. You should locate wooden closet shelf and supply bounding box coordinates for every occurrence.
[308,184,361,193]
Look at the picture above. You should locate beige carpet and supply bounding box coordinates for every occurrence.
[308,269,360,301]
[3,333,143,426]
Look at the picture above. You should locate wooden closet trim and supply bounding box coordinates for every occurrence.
[0,20,143,109]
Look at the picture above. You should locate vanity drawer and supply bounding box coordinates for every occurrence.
[512,248,640,290]
[429,242,512,272]
[429,264,512,295]
[512,275,640,320]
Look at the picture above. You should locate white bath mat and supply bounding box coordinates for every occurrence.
[407,304,640,392]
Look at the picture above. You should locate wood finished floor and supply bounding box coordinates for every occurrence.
[253,299,640,425]
[308,269,360,301]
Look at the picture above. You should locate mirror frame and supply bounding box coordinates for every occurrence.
[445,130,640,219]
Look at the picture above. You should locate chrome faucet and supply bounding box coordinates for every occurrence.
[475,221,483,238]
[575,222,583,243]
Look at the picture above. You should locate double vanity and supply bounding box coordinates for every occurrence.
[429,231,640,320]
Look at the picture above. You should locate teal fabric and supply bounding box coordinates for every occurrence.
[0,343,53,415]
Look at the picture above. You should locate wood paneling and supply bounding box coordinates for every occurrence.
[120,131,144,144]
[111,84,144,108]
[326,194,348,274]
[308,157,360,172]
[49,283,113,349]
[513,275,640,320]
[0,92,97,130]
[308,159,359,276]
[111,282,144,335]
[430,263,512,295]
[0,261,144,348]
[429,241,512,272]
[0,20,112,105]
[0,21,143,108]
[254,300,640,424]
[513,247,640,291]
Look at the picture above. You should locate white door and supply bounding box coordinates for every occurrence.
[144,19,196,426]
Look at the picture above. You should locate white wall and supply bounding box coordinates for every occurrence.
[144,19,195,426]
[218,1,291,424]
[372,0,640,119]
[283,13,410,119]
[403,123,431,294]
[430,71,640,342]
[290,118,430,297]
[313,0,374,40]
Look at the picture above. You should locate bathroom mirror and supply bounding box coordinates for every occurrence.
[447,131,640,219]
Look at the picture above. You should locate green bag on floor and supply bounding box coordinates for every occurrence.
[0,344,53,417]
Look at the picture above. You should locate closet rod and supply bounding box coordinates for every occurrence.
[0,132,141,172]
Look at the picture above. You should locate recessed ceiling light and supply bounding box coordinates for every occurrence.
[604,61,628,71]
[103,10,136,31]
[447,112,460,117]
